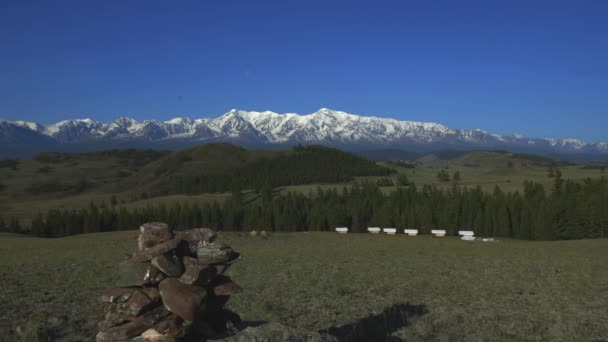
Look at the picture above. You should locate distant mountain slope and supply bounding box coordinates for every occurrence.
[131,143,393,195]
[2,108,608,158]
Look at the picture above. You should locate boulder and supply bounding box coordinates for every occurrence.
[208,322,338,342]
[197,243,240,266]
[152,253,184,278]
[117,260,165,287]
[138,222,173,252]
[179,256,217,286]
[159,278,206,322]
[133,238,182,262]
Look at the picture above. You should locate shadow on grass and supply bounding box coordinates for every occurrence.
[322,303,428,342]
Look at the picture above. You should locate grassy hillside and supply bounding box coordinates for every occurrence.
[375,150,605,193]
[0,144,392,222]
[0,232,606,341]
[1,146,606,225]
[130,143,393,195]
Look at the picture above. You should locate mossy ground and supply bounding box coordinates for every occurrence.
[1,232,606,341]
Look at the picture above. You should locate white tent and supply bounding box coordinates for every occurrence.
[458,230,475,236]
[403,229,418,236]
[431,229,446,237]
[383,228,397,235]
[367,227,381,233]
[335,227,349,234]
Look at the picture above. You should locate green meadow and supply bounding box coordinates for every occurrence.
[1,232,606,341]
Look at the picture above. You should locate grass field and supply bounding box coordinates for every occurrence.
[1,232,606,341]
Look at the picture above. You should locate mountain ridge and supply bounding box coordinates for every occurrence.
[2,108,607,158]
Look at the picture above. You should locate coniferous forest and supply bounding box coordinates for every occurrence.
[4,174,607,240]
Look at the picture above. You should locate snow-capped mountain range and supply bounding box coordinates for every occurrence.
[1,108,607,158]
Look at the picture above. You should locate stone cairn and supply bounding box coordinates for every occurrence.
[96,222,242,342]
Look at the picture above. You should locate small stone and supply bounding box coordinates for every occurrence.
[154,314,185,339]
[95,308,162,342]
[138,222,173,252]
[159,278,206,322]
[197,243,239,266]
[179,257,217,286]
[99,304,129,330]
[141,328,175,342]
[212,281,242,296]
[141,287,161,302]
[96,306,169,341]
[260,230,268,238]
[152,253,184,277]
[125,290,159,319]
[100,287,137,303]
[249,230,257,237]
[133,238,182,262]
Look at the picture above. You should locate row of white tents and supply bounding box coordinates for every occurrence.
[335,227,480,240]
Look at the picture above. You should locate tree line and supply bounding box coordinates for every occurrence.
[2,174,607,240]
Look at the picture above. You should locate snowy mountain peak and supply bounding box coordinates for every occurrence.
[3,109,607,155]
[13,120,44,132]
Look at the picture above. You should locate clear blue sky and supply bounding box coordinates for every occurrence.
[1,0,607,141]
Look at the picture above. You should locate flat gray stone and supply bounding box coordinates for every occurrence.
[152,253,184,278]
[197,243,239,266]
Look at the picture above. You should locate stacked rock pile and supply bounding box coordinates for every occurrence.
[97,222,242,342]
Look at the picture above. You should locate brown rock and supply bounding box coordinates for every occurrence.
[96,306,169,341]
[159,278,206,322]
[175,228,216,255]
[117,260,165,287]
[179,257,217,286]
[197,243,239,266]
[141,287,161,302]
[125,290,159,319]
[133,238,182,263]
[212,281,243,296]
[100,287,138,303]
[154,314,185,339]
[152,253,184,277]
[138,222,173,252]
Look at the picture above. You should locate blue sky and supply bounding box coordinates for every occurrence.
[1,0,607,141]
